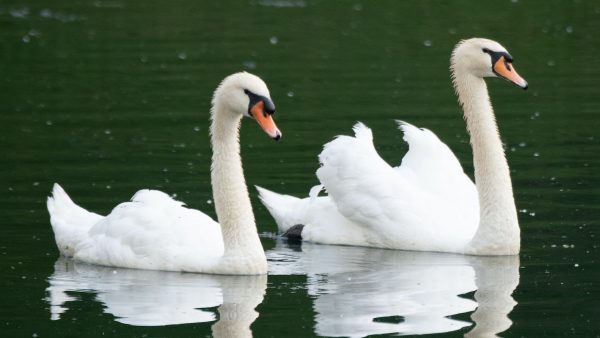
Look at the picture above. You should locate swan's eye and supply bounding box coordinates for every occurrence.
[244,89,276,116]
[482,48,498,62]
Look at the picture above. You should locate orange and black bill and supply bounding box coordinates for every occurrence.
[493,55,528,89]
[250,100,282,140]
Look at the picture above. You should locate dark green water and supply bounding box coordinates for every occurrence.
[1,0,599,337]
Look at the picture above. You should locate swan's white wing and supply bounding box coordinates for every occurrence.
[394,121,478,212]
[316,122,478,252]
[70,189,224,271]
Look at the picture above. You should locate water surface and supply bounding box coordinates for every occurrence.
[1,0,599,337]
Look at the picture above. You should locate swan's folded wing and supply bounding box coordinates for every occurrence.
[76,190,224,270]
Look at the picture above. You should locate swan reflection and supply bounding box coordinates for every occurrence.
[268,240,519,337]
[46,257,266,336]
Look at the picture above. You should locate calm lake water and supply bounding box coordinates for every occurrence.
[1,0,599,337]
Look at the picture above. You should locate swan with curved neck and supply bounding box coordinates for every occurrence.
[258,38,527,255]
[47,72,281,274]
[452,38,526,254]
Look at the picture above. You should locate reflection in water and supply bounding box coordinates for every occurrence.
[268,241,519,337]
[46,258,266,336]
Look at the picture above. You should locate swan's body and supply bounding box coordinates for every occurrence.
[48,72,281,274]
[258,122,479,252]
[259,38,527,255]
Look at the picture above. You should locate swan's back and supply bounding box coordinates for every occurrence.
[48,184,224,272]
[76,190,224,271]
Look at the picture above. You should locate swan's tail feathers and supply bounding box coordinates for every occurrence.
[47,183,104,257]
[256,186,308,233]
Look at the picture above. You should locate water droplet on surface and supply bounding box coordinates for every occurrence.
[106,185,111,189]
[207,199,213,204]
[423,40,432,47]
[269,36,279,45]
[10,7,30,19]
[177,52,187,60]
[193,126,200,132]
[46,120,53,126]
[243,61,257,70]
[287,91,295,97]
[40,8,52,18]
[28,29,41,38]
[565,26,573,33]
[533,152,540,157]
[104,129,111,135]
[547,60,556,67]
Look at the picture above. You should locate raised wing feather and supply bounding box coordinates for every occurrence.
[316,122,478,251]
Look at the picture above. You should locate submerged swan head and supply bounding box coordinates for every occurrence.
[451,38,528,89]
[212,72,281,140]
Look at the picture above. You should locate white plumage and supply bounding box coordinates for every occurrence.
[260,121,478,252]
[47,72,281,274]
[259,38,527,255]
[48,185,224,271]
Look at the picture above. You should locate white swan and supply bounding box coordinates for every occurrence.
[47,72,282,274]
[258,38,527,255]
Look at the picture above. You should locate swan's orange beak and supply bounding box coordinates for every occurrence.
[251,101,282,140]
[493,56,528,89]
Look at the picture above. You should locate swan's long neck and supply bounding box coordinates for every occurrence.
[453,72,520,255]
[209,103,267,273]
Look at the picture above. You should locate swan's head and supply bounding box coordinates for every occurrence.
[213,72,281,140]
[451,38,528,89]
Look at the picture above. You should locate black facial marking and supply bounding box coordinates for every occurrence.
[244,89,276,117]
[482,48,514,75]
